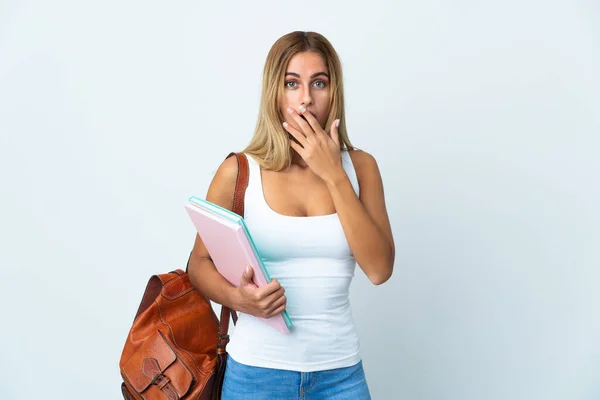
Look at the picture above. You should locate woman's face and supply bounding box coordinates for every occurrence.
[280,51,331,131]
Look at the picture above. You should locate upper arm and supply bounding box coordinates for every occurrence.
[190,156,239,259]
[350,150,395,258]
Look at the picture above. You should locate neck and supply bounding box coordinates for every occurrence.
[290,150,308,169]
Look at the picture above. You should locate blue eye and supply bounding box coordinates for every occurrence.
[285,81,297,88]
[314,81,326,88]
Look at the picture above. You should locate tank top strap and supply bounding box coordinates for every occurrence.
[341,150,360,197]
[242,153,263,219]
[243,153,260,181]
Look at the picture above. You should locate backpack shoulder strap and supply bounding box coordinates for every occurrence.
[218,153,249,348]
[227,152,249,218]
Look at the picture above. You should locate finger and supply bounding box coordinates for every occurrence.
[283,121,308,147]
[257,279,282,298]
[259,290,284,315]
[265,286,285,302]
[330,119,340,147]
[264,288,285,308]
[240,265,255,285]
[289,138,306,156]
[268,303,287,318]
[265,294,287,315]
[267,295,287,315]
[299,106,326,137]
[287,107,314,136]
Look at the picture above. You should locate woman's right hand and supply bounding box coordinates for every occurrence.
[234,266,287,319]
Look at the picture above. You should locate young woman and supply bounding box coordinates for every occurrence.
[188,31,395,400]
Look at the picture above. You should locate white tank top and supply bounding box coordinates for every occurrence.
[226,150,362,372]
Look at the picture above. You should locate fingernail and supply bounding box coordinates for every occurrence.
[299,105,306,113]
[287,107,293,114]
[245,266,250,273]
[335,119,340,127]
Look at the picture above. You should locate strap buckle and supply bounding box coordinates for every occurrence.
[218,334,230,348]
[151,372,170,389]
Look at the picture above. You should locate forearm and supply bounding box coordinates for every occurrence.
[327,174,394,284]
[187,255,241,309]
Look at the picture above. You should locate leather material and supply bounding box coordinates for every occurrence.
[219,152,249,333]
[229,151,249,218]
[119,152,249,400]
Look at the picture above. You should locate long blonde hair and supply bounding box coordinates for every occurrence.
[243,31,354,171]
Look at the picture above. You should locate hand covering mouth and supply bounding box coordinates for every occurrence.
[300,112,316,122]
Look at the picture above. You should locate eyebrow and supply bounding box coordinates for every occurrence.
[285,72,330,79]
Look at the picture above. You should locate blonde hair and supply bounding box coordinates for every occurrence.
[243,31,354,171]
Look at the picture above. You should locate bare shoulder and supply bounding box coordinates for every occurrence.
[347,149,381,184]
[205,155,239,211]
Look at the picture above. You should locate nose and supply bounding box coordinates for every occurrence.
[301,86,313,107]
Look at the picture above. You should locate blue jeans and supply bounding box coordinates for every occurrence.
[221,355,371,400]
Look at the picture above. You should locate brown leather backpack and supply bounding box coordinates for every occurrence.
[119,152,249,400]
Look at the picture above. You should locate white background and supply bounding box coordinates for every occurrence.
[1,1,599,399]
